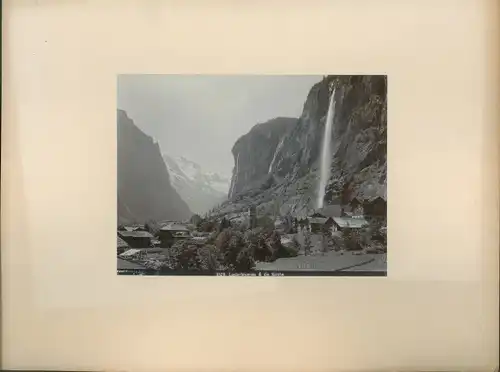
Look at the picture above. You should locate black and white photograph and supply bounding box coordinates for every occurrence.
[117,75,387,276]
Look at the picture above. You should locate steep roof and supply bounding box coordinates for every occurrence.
[309,217,329,225]
[161,223,189,232]
[117,236,129,248]
[366,195,387,203]
[118,231,154,238]
[332,217,368,229]
[119,249,143,258]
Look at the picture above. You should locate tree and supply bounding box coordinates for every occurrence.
[199,219,217,233]
[266,231,282,261]
[190,214,202,225]
[342,229,362,251]
[218,217,231,232]
[257,215,274,231]
[303,231,312,256]
[341,181,352,205]
[144,219,160,237]
[327,232,335,252]
[215,229,254,272]
[321,224,331,254]
[235,247,255,272]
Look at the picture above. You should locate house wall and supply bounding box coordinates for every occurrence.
[310,223,321,233]
[353,205,364,216]
[117,246,128,254]
[123,236,151,248]
[159,231,174,248]
[365,199,387,217]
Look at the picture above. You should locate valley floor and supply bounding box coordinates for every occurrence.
[255,251,387,272]
[118,223,387,275]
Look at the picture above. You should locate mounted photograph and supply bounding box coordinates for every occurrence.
[116,75,387,276]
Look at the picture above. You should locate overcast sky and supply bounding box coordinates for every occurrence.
[117,75,322,175]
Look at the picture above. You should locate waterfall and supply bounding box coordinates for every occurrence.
[228,152,240,199]
[316,88,336,209]
[268,137,285,174]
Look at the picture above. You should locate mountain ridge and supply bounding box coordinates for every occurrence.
[214,75,387,220]
[117,109,192,224]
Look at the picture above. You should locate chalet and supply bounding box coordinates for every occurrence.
[353,206,364,217]
[331,216,369,232]
[118,224,148,232]
[117,230,154,248]
[348,197,363,214]
[309,217,334,233]
[117,236,129,254]
[310,212,326,218]
[160,223,190,234]
[297,217,310,230]
[348,197,361,208]
[159,223,191,247]
[363,196,387,217]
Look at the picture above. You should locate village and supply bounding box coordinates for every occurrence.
[117,195,387,274]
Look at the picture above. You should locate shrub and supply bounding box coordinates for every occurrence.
[215,229,255,272]
[332,234,344,251]
[161,226,299,274]
[218,217,231,232]
[197,244,224,272]
[266,231,286,261]
[199,219,217,233]
[342,229,363,251]
[160,240,223,273]
[206,231,219,244]
[177,243,201,270]
[256,215,274,230]
[280,243,299,258]
[235,219,250,232]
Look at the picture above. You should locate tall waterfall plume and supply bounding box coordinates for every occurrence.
[316,87,336,209]
[228,152,240,199]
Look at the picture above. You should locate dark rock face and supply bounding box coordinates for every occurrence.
[216,75,387,221]
[325,75,387,203]
[228,117,298,198]
[117,109,192,224]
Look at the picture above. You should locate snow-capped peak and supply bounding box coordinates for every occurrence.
[172,156,201,181]
[162,154,232,214]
